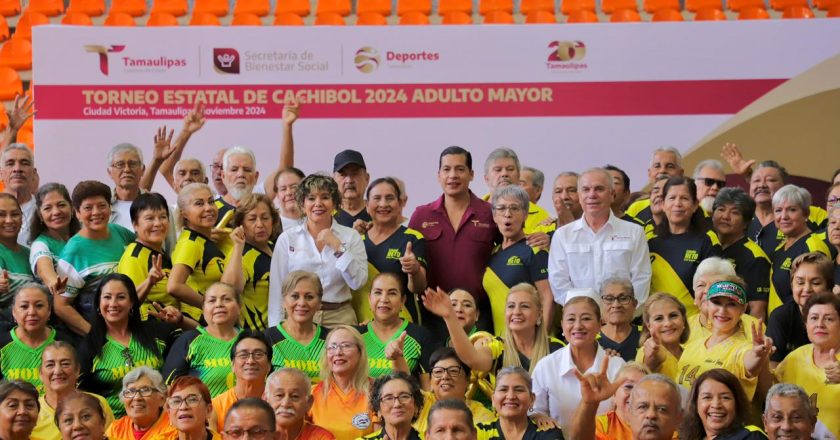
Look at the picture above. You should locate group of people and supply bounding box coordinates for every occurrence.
[0,95,837,440]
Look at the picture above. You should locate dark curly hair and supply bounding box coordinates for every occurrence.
[680,369,750,440]
[369,371,423,423]
[295,174,341,212]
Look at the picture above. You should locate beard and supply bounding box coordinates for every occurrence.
[228,185,254,201]
[699,196,715,214]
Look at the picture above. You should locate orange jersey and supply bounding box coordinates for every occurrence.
[311,381,375,440]
[212,388,239,433]
[106,413,172,440]
[299,422,337,440]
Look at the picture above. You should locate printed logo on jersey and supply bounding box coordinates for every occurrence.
[683,249,699,263]
[352,413,372,429]
[386,248,402,260]
[781,257,792,271]
[506,256,523,266]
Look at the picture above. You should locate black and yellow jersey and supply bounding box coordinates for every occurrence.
[363,428,423,440]
[353,226,427,324]
[240,243,271,331]
[649,230,722,317]
[482,239,548,336]
[357,320,438,378]
[625,198,652,226]
[748,206,829,258]
[334,208,371,228]
[0,328,62,394]
[768,232,833,314]
[171,228,227,320]
[766,301,808,363]
[117,241,175,320]
[214,198,235,224]
[486,336,565,374]
[713,426,768,440]
[476,417,565,440]
[161,326,242,397]
[265,323,329,381]
[722,237,771,303]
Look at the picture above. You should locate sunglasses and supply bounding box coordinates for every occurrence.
[696,177,726,189]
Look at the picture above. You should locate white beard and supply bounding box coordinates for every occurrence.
[700,196,715,214]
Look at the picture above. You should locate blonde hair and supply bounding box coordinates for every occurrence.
[176,182,214,230]
[502,283,550,374]
[281,271,323,298]
[640,293,690,345]
[233,193,282,243]
[319,325,370,398]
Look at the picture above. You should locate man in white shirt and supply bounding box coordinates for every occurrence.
[548,167,651,305]
[1,144,36,246]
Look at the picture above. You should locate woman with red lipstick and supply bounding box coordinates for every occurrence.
[767,185,834,315]
[681,369,766,440]
[483,185,551,336]
[362,372,424,440]
[635,293,689,381]
[478,367,563,440]
[162,376,220,440]
[222,193,280,331]
[28,183,79,299]
[775,293,840,438]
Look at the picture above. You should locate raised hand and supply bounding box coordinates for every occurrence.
[153,125,176,161]
[230,226,246,248]
[7,94,35,132]
[183,102,206,134]
[149,302,183,325]
[422,287,454,319]
[352,219,372,236]
[573,356,626,404]
[721,142,755,176]
[0,270,9,294]
[642,332,665,370]
[148,254,165,285]
[282,94,300,127]
[824,349,840,384]
[750,320,774,359]
[385,331,407,361]
[399,241,419,275]
[48,276,68,297]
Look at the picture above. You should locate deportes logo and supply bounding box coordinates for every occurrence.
[354,47,380,73]
[85,45,126,75]
[214,48,240,74]
[547,41,586,62]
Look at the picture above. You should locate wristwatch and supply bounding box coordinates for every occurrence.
[334,243,347,258]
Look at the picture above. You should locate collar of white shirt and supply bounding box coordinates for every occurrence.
[556,343,609,376]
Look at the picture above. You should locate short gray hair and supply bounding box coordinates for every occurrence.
[107,143,143,166]
[1,143,34,166]
[266,368,312,397]
[713,187,755,225]
[223,146,256,170]
[772,184,811,212]
[693,159,724,178]
[495,367,533,393]
[755,160,789,184]
[632,374,682,409]
[764,383,816,418]
[522,166,545,190]
[490,185,530,217]
[121,366,166,395]
[174,157,207,177]
[693,257,736,286]
[484,148,520,175]
[14,282,50,306]
[600,277,634,297]
[579,167,615,192]
[651,147,682,168]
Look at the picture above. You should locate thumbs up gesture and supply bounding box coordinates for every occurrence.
[386,331,407,361]
[642,331,665,371]
[825,349,840,384]
[0,270,8,294]
[400,241,419,275]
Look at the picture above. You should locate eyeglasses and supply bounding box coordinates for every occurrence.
[827,196,840,206]
[223,427,275,439]
[601,295,634,305]
[696,177,726,189]
[326,342,356,353]
[381,392,413,406]
[111,160,142,170]
[493,205,523,214]
[431,366,465,379]
[122,348,134,368]
[168,395,203,408]
[122,386,156,399]
[235,350,267,362]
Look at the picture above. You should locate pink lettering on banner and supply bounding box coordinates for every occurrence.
[33,80,785,120]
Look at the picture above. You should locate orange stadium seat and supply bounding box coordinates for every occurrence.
[314,11,346,23]
[525,9,557,21]
[479,0,513,13]
[398,0,432,14]
[0,16,8,40]
[231,12,263,23]
[316,0,351,15]
[521,0,555,13]
[146,11,180,24]
[193,0,229,16]
[61,11,94,24]
[275,0,310,16]
[601,0,637,13]
[737,5,770,16]
[815,0,839,9]
[439,0,472,14]
[110,0,147,16]
[66,0,105,16]
[566,8,599,19]
[151,0,188,15]
[13,9,49,41]
[234,0,270,16]
[0,0,19,17]
[356,11,388,23]
[482,9,514,21]
[643,0,679,12]
[693,6,726,17]
[103,11,137,25]
[16,125,33,149]
[610,7,641,19]
[273,11,305,23]
[828,3,840,14]
[441,10,473,22]
[685,0,721,10]
[0,67,21,101]
[769,0,806,9]
[651,8,683,18]
[190,11,222,23]
[400,10,430,22]
[781,5,814,15]
[0,38,31,70]
[0,111,8,131]
[358,0,392,15]
[728,0,764,10]
[29,0,64,16]
[561,0,596,14]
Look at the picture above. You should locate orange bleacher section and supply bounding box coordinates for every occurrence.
[0,0,836,143]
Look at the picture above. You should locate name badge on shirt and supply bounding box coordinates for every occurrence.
[352,413,371,429]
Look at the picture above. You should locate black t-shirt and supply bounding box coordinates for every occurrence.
[598,326,641,362]
[767,301,808,363]
[334,208,372,228]
[722,236,771,303]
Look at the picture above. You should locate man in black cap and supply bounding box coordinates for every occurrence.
[333,149,371,228]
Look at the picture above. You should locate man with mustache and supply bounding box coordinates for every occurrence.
[763,383,819,440]
[215,146,261,223]
[333,149,372,228]
[692,159,727,216]
[263,368,335,440]
[625,147,684,227]
[0,144,36,246]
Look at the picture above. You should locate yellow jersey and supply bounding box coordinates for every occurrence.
[32,393,114,440]
[171,228,226,320]
[118,242,175,320]
[775,344,840,438]
[686,313,763,345]
[677,329,757,399]
[413,390,495,438]
[634,344,681,382]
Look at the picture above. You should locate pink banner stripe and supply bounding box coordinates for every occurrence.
[33,79,786,119]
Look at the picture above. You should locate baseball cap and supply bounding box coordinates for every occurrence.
[707,281,746,305]
[333,149,367,173]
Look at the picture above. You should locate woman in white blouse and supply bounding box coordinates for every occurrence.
[268,174,367,327]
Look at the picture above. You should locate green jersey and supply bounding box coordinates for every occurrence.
[265,324,328,381]
[29,234,67,279]
[161,327,241,397]
[0,243,34,307]
[0,328,58,394]
[357,320,436,378]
